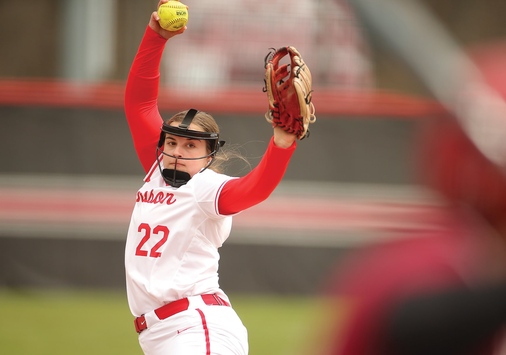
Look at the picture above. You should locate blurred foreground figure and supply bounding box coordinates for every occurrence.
[318,41,506,355]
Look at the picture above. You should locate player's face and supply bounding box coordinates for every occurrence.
[162,124,210,177]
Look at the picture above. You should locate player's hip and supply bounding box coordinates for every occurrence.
[137,296,248,354]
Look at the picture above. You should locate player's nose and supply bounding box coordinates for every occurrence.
[172,145,183,157]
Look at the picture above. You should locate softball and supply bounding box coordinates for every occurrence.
[157,1,188,32]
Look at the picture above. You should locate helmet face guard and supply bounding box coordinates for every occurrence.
[156,109,225,187]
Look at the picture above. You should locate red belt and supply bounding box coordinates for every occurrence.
[134,294,230,333]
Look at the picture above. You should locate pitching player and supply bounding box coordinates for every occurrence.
[123,1,314,354]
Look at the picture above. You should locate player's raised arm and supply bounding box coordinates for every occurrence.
[124,0,187,173]
[218,46,316,215]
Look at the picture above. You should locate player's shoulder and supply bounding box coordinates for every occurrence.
[188,169,233,196]
[191,169,232,185]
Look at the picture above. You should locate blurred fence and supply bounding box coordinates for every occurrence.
[0,0,373,90]
[160,0,373,91]
[0,0,467,294]
[0,77,452,293]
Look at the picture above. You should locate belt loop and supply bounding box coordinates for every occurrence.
[134,315,147,334]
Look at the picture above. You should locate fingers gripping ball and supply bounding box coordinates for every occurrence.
[264,46,316,140]
[158,1,188,31]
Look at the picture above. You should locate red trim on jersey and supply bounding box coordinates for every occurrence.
[144,155,162,183]
[196,308,211,355]
[215,178,233,215]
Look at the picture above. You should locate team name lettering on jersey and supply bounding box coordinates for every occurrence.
[136,189,176,205]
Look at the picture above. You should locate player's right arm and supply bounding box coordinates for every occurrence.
[124,3,186,173]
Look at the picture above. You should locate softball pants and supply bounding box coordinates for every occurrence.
[137,295,248,355]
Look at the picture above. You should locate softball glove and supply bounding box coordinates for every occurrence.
[263,46,316,139]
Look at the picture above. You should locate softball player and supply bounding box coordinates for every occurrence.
[124,1,298,354]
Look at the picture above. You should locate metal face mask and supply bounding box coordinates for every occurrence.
[156,109,225,187]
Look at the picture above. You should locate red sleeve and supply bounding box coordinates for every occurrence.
[124,26,168,173]
[218,138,296,215]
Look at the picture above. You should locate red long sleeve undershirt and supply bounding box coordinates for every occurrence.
[125,26,296,215]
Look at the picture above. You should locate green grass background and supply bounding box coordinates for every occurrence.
[0,289,323,355]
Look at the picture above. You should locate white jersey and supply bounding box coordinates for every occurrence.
[125,162,236,317]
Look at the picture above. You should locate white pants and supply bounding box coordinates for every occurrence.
[138,296,248,355]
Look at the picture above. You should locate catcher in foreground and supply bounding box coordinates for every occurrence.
[264,46,317,139]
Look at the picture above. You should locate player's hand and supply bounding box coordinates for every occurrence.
[149,0,187,40]
[273,126,296,148]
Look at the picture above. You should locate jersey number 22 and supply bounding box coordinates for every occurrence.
[135,223,169,258]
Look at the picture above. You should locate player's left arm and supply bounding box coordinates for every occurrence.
[218,44,317,215]
[218,136,296,215]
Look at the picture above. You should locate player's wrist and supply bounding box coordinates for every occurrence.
[273,127,296,149]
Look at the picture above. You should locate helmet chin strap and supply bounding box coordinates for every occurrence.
[156,152,216,188]
[157,155,190,188]
[162,169,191,188]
